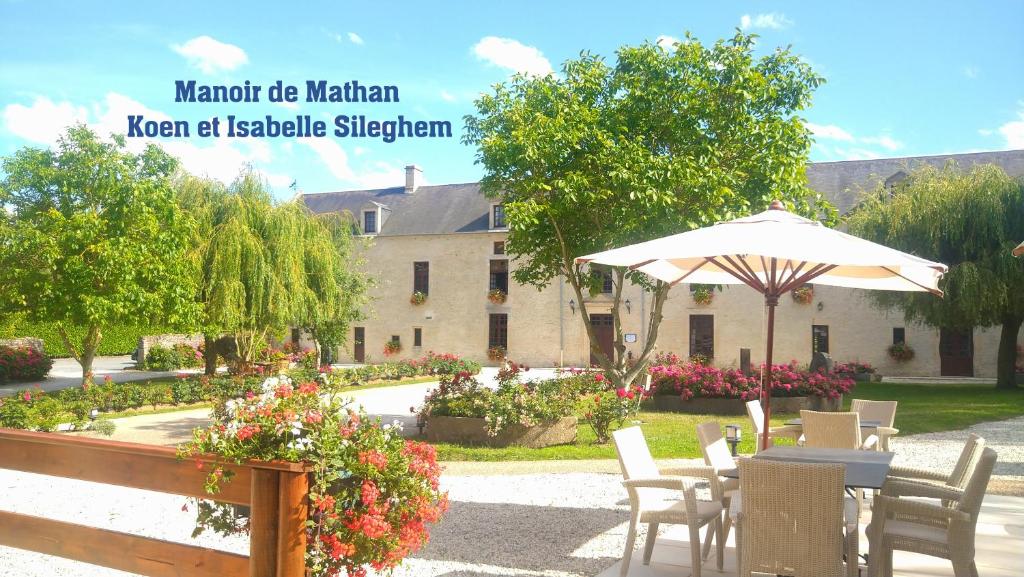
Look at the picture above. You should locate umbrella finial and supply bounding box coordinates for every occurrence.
[768,200,786,211]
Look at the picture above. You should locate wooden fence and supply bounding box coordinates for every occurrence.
[0,428,310,577]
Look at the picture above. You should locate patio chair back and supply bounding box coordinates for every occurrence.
[738,459,846,577]
[696,421,736,471]
[745,400,765,435]
[800,410,861,449]
[948,433,986,490]
[850,399,897,427]
[612,426,659,480]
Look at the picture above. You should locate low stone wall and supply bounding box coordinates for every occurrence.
[425,416,577,448]
[651,395,809,414]
[135,334,203,364]
[0,337,45,354]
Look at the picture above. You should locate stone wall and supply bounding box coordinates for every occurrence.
[0,337,45,354]
[135,334,203,364]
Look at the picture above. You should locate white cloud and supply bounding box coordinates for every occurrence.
[656,35,680,50]
[806,122,854,142]
[963,66,978,79]
[807,122,903,154]
[301,138,355,182]
[2,96,88,145]
[275,100,300,111]
[739,13,793,30]
[439,90,456,102]
[472,36,553,77]
[347,32,364,45]
[171,35,248,74]
[997,111,1024,148]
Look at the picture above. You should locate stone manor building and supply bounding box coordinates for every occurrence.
[301,150,1024,377]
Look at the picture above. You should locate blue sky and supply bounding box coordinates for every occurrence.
[2,1,1022,197]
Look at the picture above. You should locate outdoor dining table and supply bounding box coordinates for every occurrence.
[784,418,883,429]
[721,446,895,490]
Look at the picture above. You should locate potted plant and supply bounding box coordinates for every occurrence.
[887,342,915,362]
[791,285,814,305]
[487,345,506,361]
[384,339,402,356]
[487,288,507,304]
[691,285,714,306]
[410,291,427,305]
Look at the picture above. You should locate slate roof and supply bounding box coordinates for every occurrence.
[302,149,1024,235]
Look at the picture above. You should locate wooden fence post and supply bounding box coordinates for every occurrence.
[250,469,281,577]
[276,470,309,577]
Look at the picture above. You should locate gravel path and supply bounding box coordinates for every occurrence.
[2,416,1022,576]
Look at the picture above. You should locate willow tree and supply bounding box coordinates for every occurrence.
[847,164,1024,389]
[0,126,199,383]
[182,171,367,372]
[464,32,830,388]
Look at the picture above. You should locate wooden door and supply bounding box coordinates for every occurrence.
[940,327,973,376]
[353,327,365,363]
[589,314,614,366]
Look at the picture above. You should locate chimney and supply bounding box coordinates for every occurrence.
[405,165,422,193]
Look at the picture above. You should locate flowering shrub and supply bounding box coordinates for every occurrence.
[833,361,875,376]
[487,288,507,304]
[179,376,447,577]
[0,345,54,382]
[791,285,814,304]
[887,342,915,362]
[409,291,427,305]
[314,353,480,391]
[649,356,855,401]
[579,377,648,443]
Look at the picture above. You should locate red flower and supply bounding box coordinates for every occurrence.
[298,382,319,394]
[594,373,605,382]
[615,388,626,398]
[361,480,380,506]
[358,450,388,471]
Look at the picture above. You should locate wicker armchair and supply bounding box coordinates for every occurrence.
[867,447,997,577]
[612,426,724,577]
[695,422,739,560]
[851,399,899,451]
[886,433,985,500]
[732,459,856,577]
[800,410,863,449]
[745,400,802,451]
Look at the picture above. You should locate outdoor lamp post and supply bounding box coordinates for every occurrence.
[89,408,100,421]
[625,299,631,314]
[725,424,741,456]
[568,299,576,315]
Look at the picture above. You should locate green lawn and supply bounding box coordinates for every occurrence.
[432,382,1024,462]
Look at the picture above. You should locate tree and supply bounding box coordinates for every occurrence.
[178,171,368,373]
[0,125,200,383]
[463,32,831,388]
[846,164,1024,389]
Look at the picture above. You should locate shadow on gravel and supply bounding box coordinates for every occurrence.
[415,500,624,575]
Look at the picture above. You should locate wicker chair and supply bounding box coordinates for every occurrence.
[695,422,739,560]
[800,410,863,449]
[745,400,802,451]
[886,433,985,496]
[867,447,998,577]
[851,399,899,451]
[612,426,724,577]
[732,459,856,577]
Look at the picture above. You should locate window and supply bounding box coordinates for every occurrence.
[812,325,830,354]
[490,259,509,293]
[290,328,300,345]
[414,327,422,347]
[488,313,508,349]
[689,314,714,359]
[492,204,506,229]
[494,241,505,255]
[892,327,906,345]
[363,210,377,234]
[413,261,429,294]
[600,270,613,294]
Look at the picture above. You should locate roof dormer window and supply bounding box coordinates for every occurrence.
[363,210,377,235]
[492,203,506,230]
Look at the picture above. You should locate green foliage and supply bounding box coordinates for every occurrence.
[0,317,170,356]
[463,32,831,388]
[846,163,1024,387]
[0,125,201,382]
[142,343,202,371]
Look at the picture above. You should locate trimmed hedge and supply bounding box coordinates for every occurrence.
[0,316,173,357]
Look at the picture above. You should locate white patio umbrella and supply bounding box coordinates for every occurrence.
[1013,241,1024,257]
[578,201,947,450]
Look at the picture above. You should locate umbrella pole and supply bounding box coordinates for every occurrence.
[761,295,778,451]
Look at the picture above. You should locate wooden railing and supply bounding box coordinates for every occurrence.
[0,428,310,577]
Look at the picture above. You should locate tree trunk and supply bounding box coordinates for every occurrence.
[996,315,1022,389]
[203,333,218,376]
[80,324,101,386]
